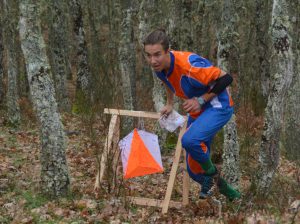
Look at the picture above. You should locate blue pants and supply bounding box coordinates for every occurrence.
[181,107,233,184]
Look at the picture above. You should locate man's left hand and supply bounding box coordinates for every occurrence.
[182,98,201,113]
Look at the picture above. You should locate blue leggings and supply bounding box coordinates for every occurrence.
[181,107,233,184]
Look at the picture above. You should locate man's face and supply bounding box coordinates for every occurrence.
[144,44,170,72]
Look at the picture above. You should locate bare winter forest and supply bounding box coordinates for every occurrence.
[0,0,299,223]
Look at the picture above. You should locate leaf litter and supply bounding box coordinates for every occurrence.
[0,113,299,223]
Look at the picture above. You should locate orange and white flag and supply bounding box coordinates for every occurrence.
[119,128,163,179]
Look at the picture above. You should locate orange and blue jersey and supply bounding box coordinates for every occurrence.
[155,50,233,111]
[155,50,234,186]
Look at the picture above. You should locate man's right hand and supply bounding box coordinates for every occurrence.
[160,104,173,117]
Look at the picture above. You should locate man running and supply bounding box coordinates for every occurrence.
[143,29,240,201]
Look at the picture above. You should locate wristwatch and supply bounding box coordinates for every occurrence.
[196,96,206,107]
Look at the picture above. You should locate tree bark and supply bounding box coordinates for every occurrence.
[138,0,165,113]
[119,7,136,131]
[71,0,92,101]
[177,0,194,51]
[199,0,222,58]
[48,0,71,112]
[217,0,241,188]
[255,0,272,97]
[3,0,21,126]
[281,0,300,162]
[190,1,206,54]
[137,0,170,144]
[19,0,70,197]
[104,0,122,108]
[257,0,295,196]
[0,1,4,105]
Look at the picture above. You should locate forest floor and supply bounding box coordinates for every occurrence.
[0,113,299,224]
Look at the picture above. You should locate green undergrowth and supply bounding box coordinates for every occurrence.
[22,191,49,210]
[162,132,178,154]
[72,90,92,116]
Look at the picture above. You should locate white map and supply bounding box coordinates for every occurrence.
[159,110,185,132]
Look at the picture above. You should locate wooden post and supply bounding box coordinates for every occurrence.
[111,120,121,189]
[94,114,120,190]
[162,122,187,214]
[182,150,190,206]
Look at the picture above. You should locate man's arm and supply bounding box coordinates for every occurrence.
[160,84,174,116]
[182,70,233,112]
[166,85,174,106]
[201,70,232,102]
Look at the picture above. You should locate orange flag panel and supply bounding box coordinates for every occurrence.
[124,129,163,179]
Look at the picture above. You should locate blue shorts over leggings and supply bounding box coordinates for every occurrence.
[181,107,233,184]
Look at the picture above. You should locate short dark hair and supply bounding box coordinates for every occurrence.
[143,29,170,52]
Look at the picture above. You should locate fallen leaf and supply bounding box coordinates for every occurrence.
[289,200,300,213]
[74,200,87,209]
[86,199,97,209]
[54,208,65,217]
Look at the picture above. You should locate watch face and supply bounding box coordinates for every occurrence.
[198,97,205,106]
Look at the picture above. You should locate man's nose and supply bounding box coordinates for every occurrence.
[150,56,157,64]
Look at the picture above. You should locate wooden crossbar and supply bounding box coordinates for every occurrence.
[104,108,161,119]
[97,108,189,214]
[128,197,182,209]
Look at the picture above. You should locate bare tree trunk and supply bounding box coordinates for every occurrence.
[138,0,165,113]
[0,3,4,105]
[255,0,272,97]
[281,0,300,163]
[176,0,194,51]
[195,1,207,54]
[167,0,180,50]
[105,0,122,107]
[48,0,71,112]
[217,0,241,188]
[18,48,29,98]
[257,0,295,196]
[71,0,92,101]
[137,0,169,144]
[4,0,21,126]
[199,0,222,58]
[165,0,183,112]
[119,7,136,131]
[19,0,69,197]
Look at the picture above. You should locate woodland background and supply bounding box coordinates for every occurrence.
[0,0,299,223]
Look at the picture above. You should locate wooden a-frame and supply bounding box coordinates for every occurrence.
[95,108,190,214]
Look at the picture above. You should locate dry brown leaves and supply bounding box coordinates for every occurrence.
[0,114,299,223]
